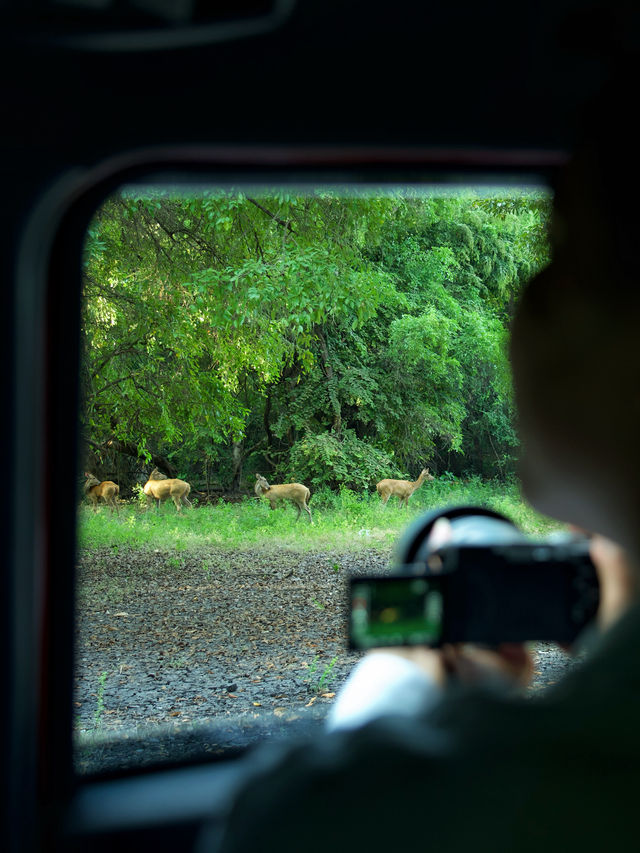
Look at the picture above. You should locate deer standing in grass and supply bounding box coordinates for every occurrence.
[84,472,120,514]
[376,468,434,508]
[254,474,313,523]
[143,467,192,512]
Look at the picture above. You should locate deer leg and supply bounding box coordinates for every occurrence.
[304,503,313,524]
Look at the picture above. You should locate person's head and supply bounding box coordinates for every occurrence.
[510,68,640,556]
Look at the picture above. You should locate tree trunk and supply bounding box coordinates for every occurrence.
[231,439,244,492]
[314,324,342,434]
[263,388,274,448]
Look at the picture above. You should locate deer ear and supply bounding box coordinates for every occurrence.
[255,473,260,479]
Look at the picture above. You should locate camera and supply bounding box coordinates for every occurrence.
[349,505,600,650]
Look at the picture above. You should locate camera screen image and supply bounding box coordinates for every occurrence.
[350,577,444,649]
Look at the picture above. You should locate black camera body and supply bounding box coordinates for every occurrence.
[349,506,600,650]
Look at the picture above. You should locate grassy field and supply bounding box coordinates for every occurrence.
[77,478,563,553]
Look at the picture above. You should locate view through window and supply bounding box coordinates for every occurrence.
[74,184,557,775]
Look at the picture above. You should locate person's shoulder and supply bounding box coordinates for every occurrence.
[213,694,534,851]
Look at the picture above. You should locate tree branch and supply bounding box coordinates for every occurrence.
[247,197,295,233]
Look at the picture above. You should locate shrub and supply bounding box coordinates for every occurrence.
[286,429,399,491]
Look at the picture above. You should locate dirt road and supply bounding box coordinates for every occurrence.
[75,546,578,774]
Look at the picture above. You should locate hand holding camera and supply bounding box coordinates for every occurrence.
[347,505,638,689]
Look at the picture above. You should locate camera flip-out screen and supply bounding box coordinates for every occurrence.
[350,576,445,649]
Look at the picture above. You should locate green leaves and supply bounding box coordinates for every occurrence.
[81,187,550,485]
[287,430,398,491]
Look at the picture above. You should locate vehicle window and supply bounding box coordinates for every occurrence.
[74,184,559,775]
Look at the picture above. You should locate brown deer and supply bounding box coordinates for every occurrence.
[84,472,120,514]
[376,467,434,508]
[143,471,192,512]
[254,473,313,523]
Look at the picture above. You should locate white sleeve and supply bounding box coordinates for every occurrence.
[326,652,442,732]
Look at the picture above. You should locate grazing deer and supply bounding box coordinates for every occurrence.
[143,471,192,512]
[254,473,313,523]
[84,472,120,514]
[376,467,434,508]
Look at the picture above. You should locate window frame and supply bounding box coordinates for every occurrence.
[9,146,564,850]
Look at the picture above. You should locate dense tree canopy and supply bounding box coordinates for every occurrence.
[81,187,551,493]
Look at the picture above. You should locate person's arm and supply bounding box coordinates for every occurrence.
[326,649,444,731]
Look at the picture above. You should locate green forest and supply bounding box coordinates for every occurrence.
[81,187,551,497]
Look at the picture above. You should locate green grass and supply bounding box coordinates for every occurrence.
[304,655,340,694]
[77,478,563,553]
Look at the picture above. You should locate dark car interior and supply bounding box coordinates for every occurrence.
[2,1,632,850]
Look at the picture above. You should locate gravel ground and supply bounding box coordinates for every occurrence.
[74,546,581,775]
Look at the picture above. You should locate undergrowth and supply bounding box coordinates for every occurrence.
[77,478,562,553]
